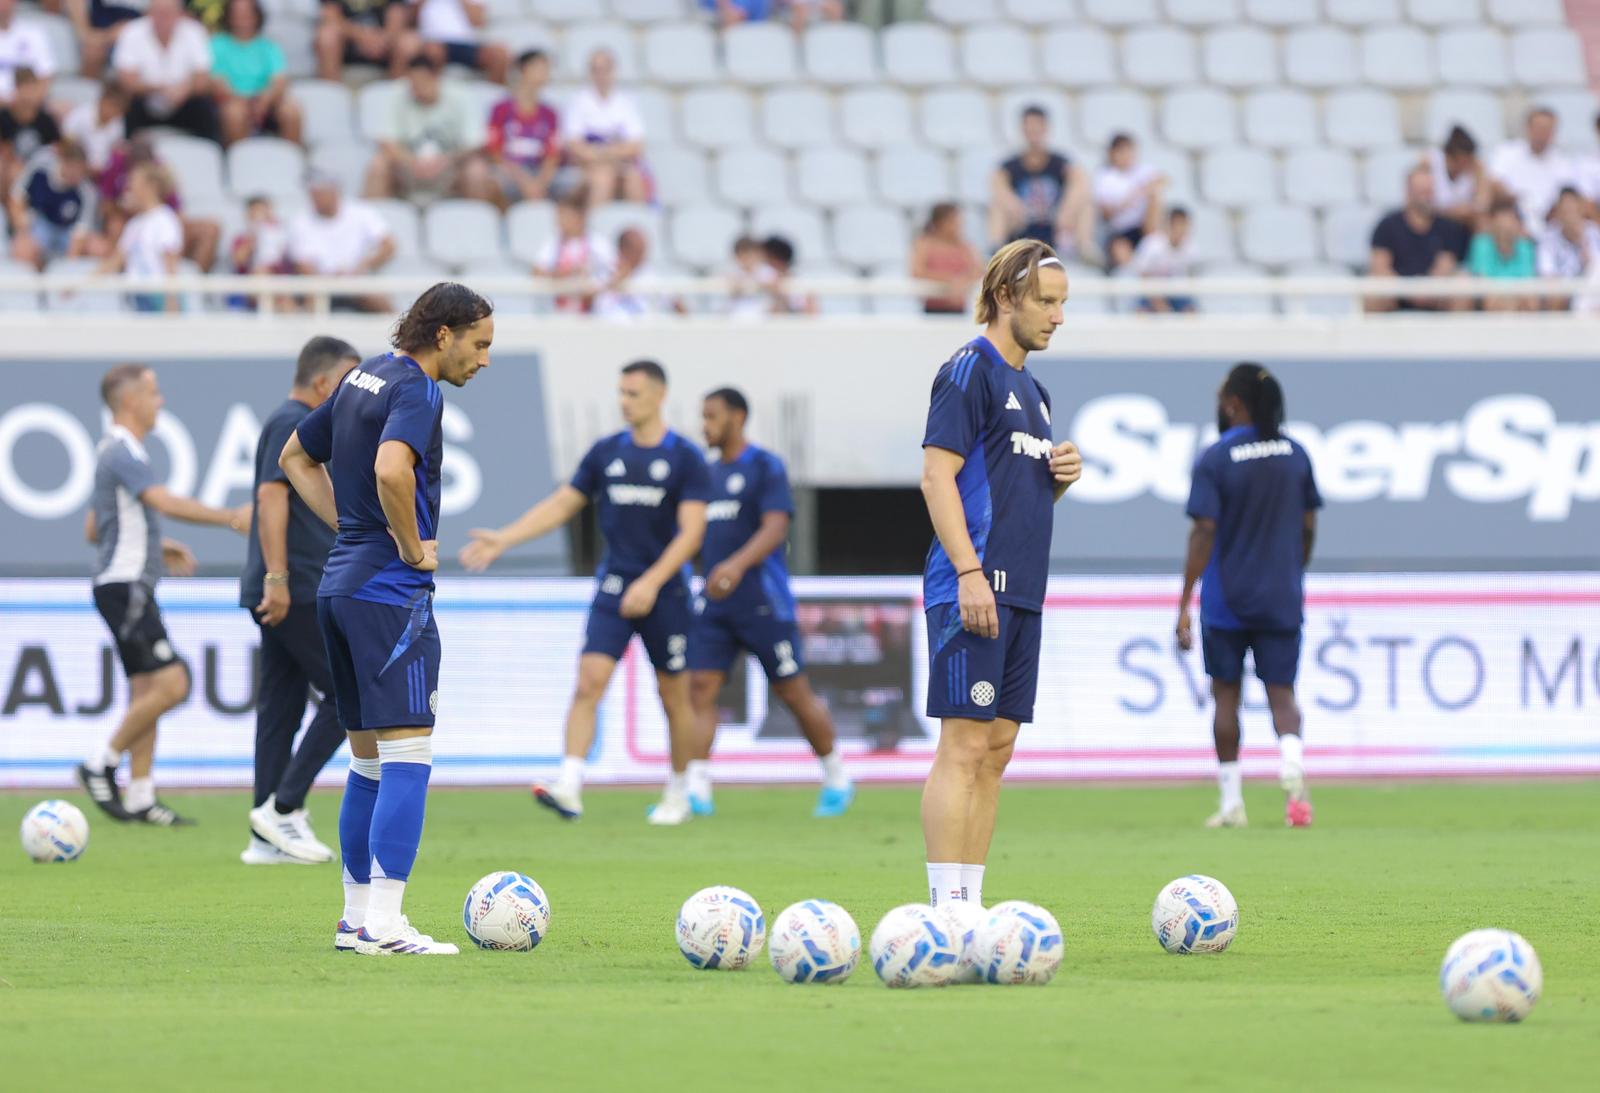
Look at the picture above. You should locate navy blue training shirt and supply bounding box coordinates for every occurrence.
[1187,424,1323,632]
[701,444,796,621]
[922,335,1055,613]
[296,352,444,606]
[570,429,712,588]
[240,398,335,607]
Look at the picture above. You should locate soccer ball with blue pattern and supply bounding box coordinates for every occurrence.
[1152,875,1238,954]
[463,871,551,951]
[677,886,765,970]
[1440,929,1542,1022]
[768,899,860,984]
[934,902,987,984]
[20,799,88,863]
[972,901,1064,985]
[869,904,962,988]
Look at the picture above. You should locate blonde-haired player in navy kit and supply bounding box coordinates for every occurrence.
[919,239,1081,909]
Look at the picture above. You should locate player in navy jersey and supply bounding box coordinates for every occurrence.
[1177,364,1322,830]
[685,388,854,819]
[919,240,1082,908]
[460,360,710,826]
[278,283,494,955]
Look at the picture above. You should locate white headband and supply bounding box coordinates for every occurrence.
[1016,256,1063,279]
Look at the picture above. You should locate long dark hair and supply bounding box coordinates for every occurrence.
[391,283,493,354]
[1223,362,1285,440]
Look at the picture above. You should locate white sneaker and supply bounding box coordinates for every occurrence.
[354,916,460,956]
[240,836,317,865]
[1281,763,1306,799]
[532,782,583,820]
[646,795,692,826]
[249,796,335,863]
[1205,804,1249,829]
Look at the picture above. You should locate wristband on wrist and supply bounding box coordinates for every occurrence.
[957,566,984,579]
[263,571,288,585]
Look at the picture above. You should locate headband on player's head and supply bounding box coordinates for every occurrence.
[1016,256,1063,280]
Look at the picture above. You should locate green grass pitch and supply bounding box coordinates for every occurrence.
[2,781,1596,1092]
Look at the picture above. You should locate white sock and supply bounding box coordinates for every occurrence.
[1218,762,1243,812]
[341,867,369,929]
[365,876,406,939]
[350,754,381,781]
[1278,732,1304,774]
[818,749,850,790]
[559,755,586,791]
[926,862,962,907]
[125,776,155,812]
[959,864,985,906]
[89,745,120,771]
[686,759,711,799]
[666,770,688,800]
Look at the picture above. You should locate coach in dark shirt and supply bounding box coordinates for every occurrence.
[1366,164,1470,312]
[239,336,359,865]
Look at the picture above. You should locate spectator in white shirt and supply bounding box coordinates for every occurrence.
[562,48,647,209]
[394,0,507,84]
[100,160,183,311]
[593,227,682,321]
[1536,186,1600,310]
[1489,106,1574,232]
[364,54,478,201]
[1093,132,1166,271]
[0,0,57,102]
[533,187,615,314]
[1130,205,1197,313]
[114,0,219,142]
[1427,126,1490,230]
[1575,111,1600,212]
[288,170,396,313]
[63,79,131,177]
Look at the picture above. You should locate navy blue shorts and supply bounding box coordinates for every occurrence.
[1201,625,1302,686]
[583,585,692,673]
[317,592,440,731]
[925,602,1042,724]
[688,609,804,682]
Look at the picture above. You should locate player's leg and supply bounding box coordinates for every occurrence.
[81,585,180,818]
[684,610,739,814]
[319,595,377,950]
[118,662,192,825]
[253,605,343,861]
[746,614,852,815]
[244,616,310,860]
[637,592,695,825]
[1202,624,1248,828]
[1255,628,1310,826]
[535,652,618,819]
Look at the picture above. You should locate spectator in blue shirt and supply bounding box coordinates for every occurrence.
[7,139,100,269]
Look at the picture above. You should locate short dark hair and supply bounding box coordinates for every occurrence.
[1108,132,1134,153]
[245,193,271,208]
[407,55,440,74]
[1020,104,1047,122]
[391,283,494,354]
[1526,105,1555,124]
[621,359,667,385]
[705,387,748,417]
[517,48,548,69]
[1488,196,1520,219]
[99,77,130,105]
[58,139,87,165]
[1442,125,1477,157]
[100,363,149,410]
[763,235,795,266]
[1168,205,1190,221]
[294,336,360,388]
[1555,185,1582,204]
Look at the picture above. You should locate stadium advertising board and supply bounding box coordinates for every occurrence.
[3,574,1594,789]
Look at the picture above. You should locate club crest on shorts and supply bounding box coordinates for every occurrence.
[153,639,174,661]
[649,459,671,481]
[970,681,996,706]
[429,690,439,715]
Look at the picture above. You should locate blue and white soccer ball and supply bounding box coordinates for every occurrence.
[1440,929,1542,1022]
[972,901,1064,985]
[934,902,987,985]
[768,899,861,984]
[869,904,962,988]
[463,871,551,951]
[20,800,88,863]
[677,886,765,970]
[1152,874,1239,954]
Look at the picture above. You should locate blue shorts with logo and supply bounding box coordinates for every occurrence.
[1201,624,1302,686]
[688,608,804,682]
[317,591,440,731]
[925,602,1042,724]
[583,581,692,673]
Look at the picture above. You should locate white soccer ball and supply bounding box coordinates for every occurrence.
[934,902,986,984]
[1152,874,1239,954]
[462,871,551,951]
[677,886,765,970]
[768,899,861,984]
[869,904,962,988]
[20,800,88,863]
[1440,929,1542,1022]
[972,902,1064,985]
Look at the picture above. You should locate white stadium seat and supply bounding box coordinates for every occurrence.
[1362,146,1422,207]
[1079,89,1156,148]
[1283,147,1360,207]
[270,19,315,79]
[1324,0,1400,24]
[643,23,717,86]
[154,136,226,204]
[1322,204,1381,268]
[507,201,558,266]
[761,86,835,150]
[649,146,710,206]
[1121,26,1199,89]
[424,200,504,268]
[1082,0,1159,26]
[1240,205,1318,266]
[1165,0,1243,27]
[838,87,914,151]
[1436,28,1510,88]
[1160,87,1238,151]
[1323,88,1403,150]
[1198,263,1276,314]
[227,138,306,201]
[751,204,830,266]
[367,199,422,257]
[1143,143,1199,205]
[795,147,872,206]
[612,0,688,21]
[956,144,1004,204]
[1284,27,1359,88]
[876,146,954,209]
[1487,0,1564,25]
[725,23,799,86]
[929,0,1000,23]
[802,24,877,86]
[0,258,40,311]
[1243,89,1318,149]
[1244,0,1318,25]
[1201,27,1279,88]
[292,80,357,148]
[716,147,791,208]
[1424,90,1506,146]
[961,25,1037,87]
[633,86,675,144]
[357,80,401,142]
[919,88,994,152]
[1004,0,1082,25]
[1060,262,1108,315]
[591,203,664,260]
[668,204,744,270]
[1201,146,1278,206]
[561,23,639,81]
[530,0,598,19]
[492,21,558,56]
[1510,29,1589,87]
[679,88,755,150]
[48,76,101,111]
[831,205,911,269]
[882,23,957,87]
[1360,26,1436,90]
[1406,0,1482,26]
[1040,27,1117,87]
[1186,203,1238,263]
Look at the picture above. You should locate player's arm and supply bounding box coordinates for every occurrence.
[139,484,249,534]
[459,485,587,572]
[921,446,997,639]
[1176,517,1216,652]
[375,439,435,570]
[704,511,789,602]
[254,480,292,625]
[1303,509,1317,567]
[620,499,707,618]
[278,429,338,530]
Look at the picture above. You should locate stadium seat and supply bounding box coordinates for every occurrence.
[1004,0,1082,23]
[831,205,911,269]
[802,24,877,86]
[308,143,374,198]
[1282,262,1360,316]
[795,147,871,206]
[292,80,357,148]
[227,138,306,201]
[867,259,924,316]
[1243,89,1318,149]
[997,89,1073,148]
[919,88,994,152]
[1510,29,1588,87]
[715,147,790,208]
[530,0,598,19]
[506,201,557,266]
[47,76,101,111]
[357,80,402,142]
[1434,28,1510,88]
[154,136,226,204]
[929,0,999,22]
[1198,263,1276,314]
[1201,146,1278,207]
[20,12,80,75]
[1322,204,1380,268]
[679,88,755,150]
[1532,89,1600,152]
[44,257,123,313]
[1284,27,1359,88]
[1487,0,1564,25]
[961,25,1037,87]
[1240,205,1318,266]
[1283,147,1359,207]
[667,204,743,270]
[272,19,315,79]
[1324,0,1400,24]
[1406,0,1482,25]
[642,23,717,86]
[808,266,868,316]
[1082,0,1159,26]
[1143,143,1199,205]
[760,86,835,150]
[1360,26,1436,90]
[1160,86,1238,151]
[648,145,709,206]
[956,144,1003,204]
[1244,0,1318,25]
[423,200,504,268]
[876,146,954,209]
[591,203,664,260]
[492,21,559,56]
[1323,88,1403,150]
[367,199,422,257]
[1121,27,1199,89]
[612,0,689,21]
[1201,27,1279,88]
[882,23,957,87]
[838,87,914,151]
[1424,90,1506,145]
[561,23,640,81]
[1165,0,1243,26]
[1079,89,1156,148]
[383,254,454,280]
[1187,203,1238,263]
[1361,147,1420,207]
[1039,27,1117,88]
[751,204,829,266]
[633,86,675,144]
[725,24,799,86]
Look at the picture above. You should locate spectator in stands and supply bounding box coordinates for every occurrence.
[762,233,815,315]
[1129,205,1196,314]
[100,160,184,311]
[563,48,647,209]
[1427,126,1490,229]
[726,234,770,318]
[315,0,408,81]
[534,187,614,314]
[59,0,138,79]
[115,0,220,143]
[0,0,57,102]
[468,48,560,210]
[211,0,302,146]
[395,0,508,84]
[1366,165,1470,313]
[702,0,843,28]
[227,192,294,310]
[1576,112,1600,213]
[1536,187,1600,310]
[0,68,60,193]
[594,226,683,321]
[288,170,396,312]
[1489,106,1574,234]
[1466,198,1537,313]
[909,202,981,316]
[1093,132,1167,271]
[989,104,1091,259]
[98,133,221,271]
[7,139,99,269]
[62,78,130,178]
[364,55,477,201]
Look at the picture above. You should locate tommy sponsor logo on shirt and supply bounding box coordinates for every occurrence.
[347,370,387,394]
[606,484,666,506]
[706,500,742,521]
[1229,439,1294,462]
[1009,431,1053,459]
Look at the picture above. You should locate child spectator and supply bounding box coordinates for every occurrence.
[1536,187,1600,310]
[763,234,814,315]
[100,160,184,311]
[1428,126,1490,229]
[1,68,62,193]
[726,234,770,318]
[909,202,982,315]
[533,187,614,313]
[1466,198,1537,312]
[7,139,99,269]
[1093,132,1166,270]
[227,192,293,310]
[593,226,681,321]
[211,0,302,146]
[62,79,131,177]
[1130,205,1197,313]
[99,133,221,271]
[470,48,560,209]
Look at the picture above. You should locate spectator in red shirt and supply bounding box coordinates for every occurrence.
[462,48,559,210]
